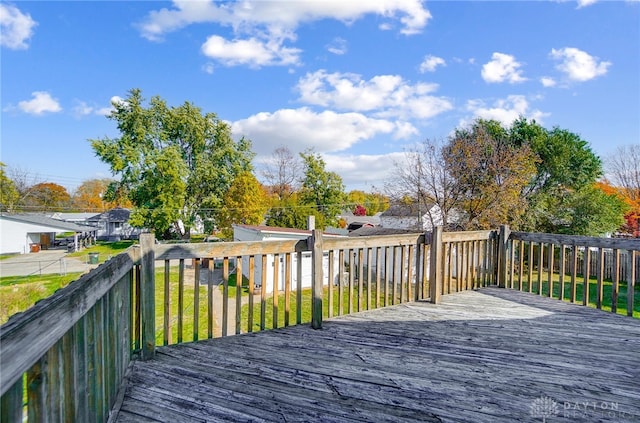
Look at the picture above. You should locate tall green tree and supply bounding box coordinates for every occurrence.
[444,120,538,229]
[0,163,19,212]
[299,151,346,229]
[508,118,613,234]
[266,192,317,229]
[535,184,628,235]
[90,89,254,238]
[217,172,270,238]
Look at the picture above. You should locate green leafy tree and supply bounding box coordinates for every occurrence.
[218,172,270,238]
[299,151,346,229]
[444,120,538,229]
[266,192,317,229]
[508,118,611,234]
[0,163,19,212]
[347,190,389,216]
[363,192,390,216]
[90,89,254,238]
[538,184,628,235]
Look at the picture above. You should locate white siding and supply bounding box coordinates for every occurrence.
[0,219,57,255]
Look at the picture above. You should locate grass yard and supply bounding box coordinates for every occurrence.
[68,240,136,263]
[0,272,84,324]
[152,266,212,346]
[232,280,403,333]
[511,272,640,318]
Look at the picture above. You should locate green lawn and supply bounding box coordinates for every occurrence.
[508,270,640,318]
[0,273,84,324]
[68,240,136,263]
[229,279,402,333]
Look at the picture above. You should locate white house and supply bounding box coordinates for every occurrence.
[380,202,464,232]
[0,214,97,255]
[380,203,440,231]
[233,223,345,294]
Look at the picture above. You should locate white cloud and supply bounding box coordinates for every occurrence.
[577,0,598,8]
[419,55,446,73]
[322,152,406,190]
[550,47,611,82]
[17,91,62,115]
[463,95,548,127]
[231,107,406,155]
[201,35,301,67]
[72,101,94,117]
[201,62,215,74]
[296,70,452,120]
[139,0,431,40]
[71,96,124,117]
[540,77,556,87]
[95,96,125,116]
[139,0,431,67]
[0,3,37,50]
[327,37,347,55]
[481,52,527,84]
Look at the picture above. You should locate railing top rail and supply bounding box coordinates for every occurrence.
[0,246,139,396]
[322,232,426,250]
[442,230,496,243]
[510,231,640,250]
[154,239,307,260]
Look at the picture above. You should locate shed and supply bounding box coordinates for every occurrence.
[233,224,345,293]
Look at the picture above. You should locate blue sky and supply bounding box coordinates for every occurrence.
[2,0,639,194]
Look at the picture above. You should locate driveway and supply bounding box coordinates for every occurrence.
[0,250,98,277]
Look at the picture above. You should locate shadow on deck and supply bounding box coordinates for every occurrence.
[113,288,640,422]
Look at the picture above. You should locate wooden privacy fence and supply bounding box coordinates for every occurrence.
[1,226,637,422]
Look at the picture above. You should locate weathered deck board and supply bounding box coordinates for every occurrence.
[113,288,640,422]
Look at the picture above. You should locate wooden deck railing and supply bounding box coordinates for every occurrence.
[0,248,139,422]
[2,226,636,421]
[503,227,639,316]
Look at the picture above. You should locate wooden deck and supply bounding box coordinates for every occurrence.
[112,288,640,423]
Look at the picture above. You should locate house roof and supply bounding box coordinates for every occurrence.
[348,227,420,237]
[88,207,131,223]
[381,202,435,217]
[50,212,100,221]
[0,213,97,232]
[339,214,381,226]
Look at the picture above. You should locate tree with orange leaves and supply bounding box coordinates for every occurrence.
[72,178,132,212]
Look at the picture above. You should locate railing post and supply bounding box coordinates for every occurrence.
[140,233,156,360]
[429,226,443,304]
[309,230,324,329]
[497,225,510,288]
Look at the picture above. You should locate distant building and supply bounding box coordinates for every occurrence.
[0,213,97,254]
[339,211,382,232]
[233,223,345,293]
[87,208,141,241]
[380,202,461,231]
[50,212,100,226]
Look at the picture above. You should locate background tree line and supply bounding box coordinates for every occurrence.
[0,166,131,213]
[2,90,636,239]
[391,118,636,236]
